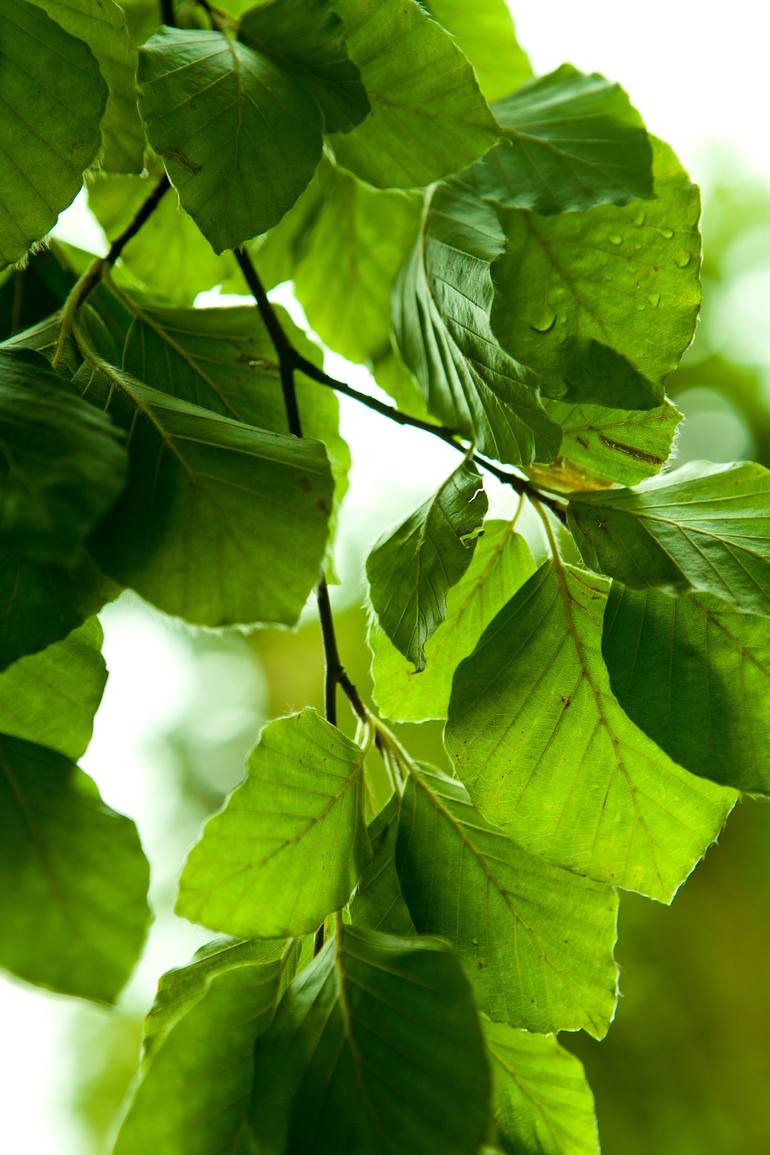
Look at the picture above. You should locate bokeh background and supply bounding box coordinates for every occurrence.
[2,2,770,1152]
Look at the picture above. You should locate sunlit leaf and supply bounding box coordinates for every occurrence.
[446,560,736,901]
[178,709,370,937]
[425,0,532,102]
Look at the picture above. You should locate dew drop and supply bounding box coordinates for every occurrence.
[608,233,623,246]
[675,251,692,268]
[528,309,557,333]
[647,292,661,307]
[658,227,674,239]
[633,210,646,226]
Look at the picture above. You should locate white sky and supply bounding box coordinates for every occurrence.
[3,3,769,1152]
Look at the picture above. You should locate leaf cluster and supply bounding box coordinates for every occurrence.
[1,0,768,1151]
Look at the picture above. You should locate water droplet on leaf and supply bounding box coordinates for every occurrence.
[633,210,646,226]
[647,292,661,307]
[529,309,556,333]
[675,252,692,268]
[608,233,623,246]
[658,227,674,239]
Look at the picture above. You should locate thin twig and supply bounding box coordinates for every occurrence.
[235,247,368,728]
[52,175,170,367]
[160,0,175,24]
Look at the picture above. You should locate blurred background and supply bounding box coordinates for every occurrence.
[2,2,770,1152]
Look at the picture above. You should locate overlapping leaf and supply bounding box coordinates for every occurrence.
[446,561,736,901]
[393,181,560,465]
[330,0,499,188]
[396,767,618,1036]
[114,939,298,1154]
[0,735,149,1001]
[0,2,106,268]
[490,141,701,408]
[604,585,770,793]
[349,797,415,935]
[178,709,369,937]
[463,65,653,215]
[531,398,682,490]
[0,347,127,563]
[484,1018,600,1155]
[425,0,532,102]
[28,0,144,172]
[248,925,491,1155]
[366,459,488,670]
[370,519,536,721]
[73,336,333,627]
[569,460,770,614]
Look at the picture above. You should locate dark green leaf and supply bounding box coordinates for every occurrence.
[0,734,149,1001]
[0,553,116,670]
[178,709,369,937]
[28,0,144,172]
[490,141,701,408]
[397,767,618,1036]
[114,938,298,1154]
[366,459,488,670]
[568,460,770,615]
[329,0,499,188]
[484,1018,600,1155]
[249,925,491,1155]
[0,1,107,267]
[238,0,369,133]
[350,795,415,935]
[464,65,653,215]
[370,519,536,721]
[425,0,532,102]
[393,181,560,465]
[73,342,333,627]
[446,561,736,901]
[603,585,770,794]
[0,618,105,760]
[138,28,323,252]
[0,347,127,563]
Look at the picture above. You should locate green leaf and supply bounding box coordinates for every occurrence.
[484,1018,600,1155]
[73,341,333,627]
[0,1,107,268]
[568,460,770,615]
[292,160,422,364]
[370,519,536,721]
[464,65,653,215]
[248,925,491,1155]
[446,560,736,901]
[0,553,116,671]
[329,0,499,188]
[350,796,415,935]
[532,398,682,490]
[393,181,560,465]
[0,348,127,564]
[0,618,105,760]
[27,0,144,173]
[177,708,370,937]
[238,0,369,133]
[366,459,488,671]
[138,28,323,252]
[114,938,298,1155]
[0,247,76,343]
[425,0,532,102]
[603,585,770,794]
[0,734,149,1001]
[88,172,236,305]
[396,767,618,1036]
[490,141,701,408]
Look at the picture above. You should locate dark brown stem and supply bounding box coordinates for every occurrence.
[235,247,368,727]
[160,0,175,24]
